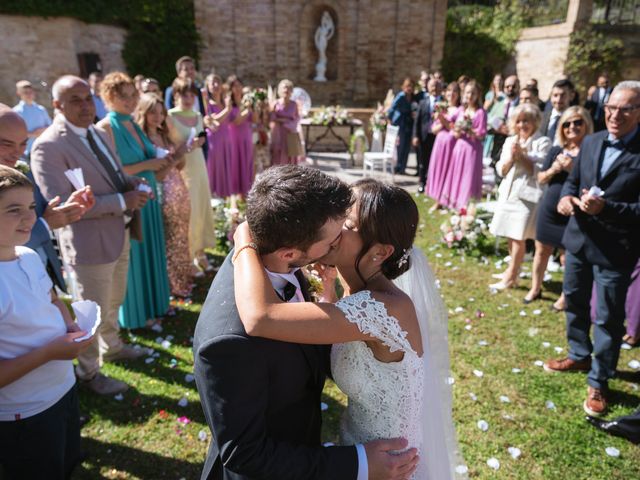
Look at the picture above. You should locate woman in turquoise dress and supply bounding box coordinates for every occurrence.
[98,72,171,329]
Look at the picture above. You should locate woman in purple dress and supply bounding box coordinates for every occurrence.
[426,81,460,210]
[439,81,487,211]
[227,75,254,197]
[270,79,302,165]
[203,74,233,198]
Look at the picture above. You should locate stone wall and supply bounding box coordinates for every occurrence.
[194,0,447,106]
[0,15,126,107]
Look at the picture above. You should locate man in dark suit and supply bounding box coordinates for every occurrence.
[412,78,442,192]
[193,165,417,480]
[0,107,93,291]
[538,79,573,142]
[544,81,640,416]
[585,73,613,132]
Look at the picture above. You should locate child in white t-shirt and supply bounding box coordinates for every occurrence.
[0,165,93,480]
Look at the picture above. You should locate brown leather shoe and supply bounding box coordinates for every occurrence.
[584,386,608,417]
[543,357,591,373]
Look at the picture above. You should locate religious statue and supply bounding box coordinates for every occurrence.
[314,11,335,82]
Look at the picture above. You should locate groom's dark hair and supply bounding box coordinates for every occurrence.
[246,165,352,254]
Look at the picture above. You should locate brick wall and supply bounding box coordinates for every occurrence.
[194,0,447,107]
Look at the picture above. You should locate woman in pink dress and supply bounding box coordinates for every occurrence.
[227,75,255,197]
[426,81,461,210]
[439,81,487,211]
[203,74,234,198]
[270,79,301,165]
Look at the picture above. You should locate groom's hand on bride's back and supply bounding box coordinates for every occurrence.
[365,438,419,480]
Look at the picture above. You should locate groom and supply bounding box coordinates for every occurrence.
[193,165,417,480]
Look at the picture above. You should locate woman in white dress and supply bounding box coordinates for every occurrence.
[489,103,551,291]
[233,179,462,480]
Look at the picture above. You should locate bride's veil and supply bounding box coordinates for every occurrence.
[393,246,466,479]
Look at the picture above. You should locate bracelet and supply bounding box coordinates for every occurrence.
[232,242,258,263]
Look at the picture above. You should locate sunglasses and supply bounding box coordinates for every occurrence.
[562,118,584,129]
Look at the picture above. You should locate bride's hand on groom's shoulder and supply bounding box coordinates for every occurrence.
[233,221,252,246]
[364,438,419,480]
[313,263,338,303]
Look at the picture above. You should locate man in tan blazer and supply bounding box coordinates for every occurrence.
[31,75,150,395]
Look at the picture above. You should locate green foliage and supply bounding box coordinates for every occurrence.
[566,26,623,95]
[442,2,527,88]
[0,0,199,87]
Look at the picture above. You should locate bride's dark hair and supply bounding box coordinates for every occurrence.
[352,179,419,283]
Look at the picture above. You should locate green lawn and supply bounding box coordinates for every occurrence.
[74,196,640,479]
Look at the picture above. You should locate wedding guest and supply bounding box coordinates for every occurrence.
[97,72,171,330]
[167,78,216,275]
[12,80,52,158]
[0,107,93,292]
[202,74,233,197]
[525,106,592,305]
[487,75,520,166]
[457,75,470,93]
[32,75,147,395]
[412,78,442,193]
[164,56,206,117]
[253,90,271,175]
[0,165,93,480]
[483,73,504,111]
[270,79,301,166]
[426,81,461,210]
[585,73,612,132]
[135,93,193,298]
[88,72,107,122]
[388,77,418,175]
[489,103,551,290]
[133,75,145,95]
[227,75,255,196]
[439,80,487,211]
[539,79,572,142]
[141,77,161,97]
[544,81,640,416]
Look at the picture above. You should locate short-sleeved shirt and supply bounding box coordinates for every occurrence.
[0,246,75,421]
[12,101,52,156]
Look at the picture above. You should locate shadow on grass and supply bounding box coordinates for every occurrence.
[73,436,202,479]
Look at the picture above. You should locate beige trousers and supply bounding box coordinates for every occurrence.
[73,232,130,380]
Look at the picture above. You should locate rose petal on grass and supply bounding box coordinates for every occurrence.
[519,310,527,316]
[455,465,469,474]
[621,343,632,350]
[151,323,163,333]
[477,420,489,431]
[320,402,329,411]
[554,346,564,353]
[508,447,522,459]
[145,357,155,364]
[454,307,464,313]
[487,457,500,470]
[605,447,620,457]
[178,397,188,408]
[478,340,488,346]
[114,393,124,401]
[542,342,551,348]
[155,337,164,344]
[500,395,510,403]
[534,360,544,367]
[627,360,640,370]
[177,416,190,425]
[161,340,172,349]
[545,400,556,410]
[185,374,195,383]
[533,309,542,315]
[473,369,484,377]
[512,368,521,373]
[198,430,207,442]
[469,392,477,401]
[465,325,472,331]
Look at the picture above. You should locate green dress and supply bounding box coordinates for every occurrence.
[109,112,170,329]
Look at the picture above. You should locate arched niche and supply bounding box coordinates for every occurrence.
[299,3,341,82]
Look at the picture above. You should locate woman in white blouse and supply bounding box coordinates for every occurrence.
[489,103,551,290]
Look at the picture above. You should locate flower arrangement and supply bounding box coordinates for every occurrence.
[454,114,474,135]
[213,198,246,254]
[311,105,352,126]
[433,100,449,116]
[242,88,268,110]
[439,205,492,257]
[369,103,388,132]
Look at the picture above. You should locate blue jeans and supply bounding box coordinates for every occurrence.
[564,250,634,389]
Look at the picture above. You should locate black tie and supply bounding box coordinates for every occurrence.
[86,129,126,192]
[277,282,298,302]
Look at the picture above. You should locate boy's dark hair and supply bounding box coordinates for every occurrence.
[0,165,33,196]
[246,165,353,254]
[553,78,575,92]
[521,86,539,98]
[175,56,195,74]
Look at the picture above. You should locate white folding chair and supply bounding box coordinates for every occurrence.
[363,125,399,183]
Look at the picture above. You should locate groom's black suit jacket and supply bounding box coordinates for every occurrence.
[193,253,358,480]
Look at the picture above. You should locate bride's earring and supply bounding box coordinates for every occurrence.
[373,257,378,262]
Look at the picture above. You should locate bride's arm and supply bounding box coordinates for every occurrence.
[233,229,372,345]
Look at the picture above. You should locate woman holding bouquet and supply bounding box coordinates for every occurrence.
[227,75,255,197]
[439,81,487,211]
[426,81,460,210]
[489,103,551,290]
[270,79,302,166]
[97,72,171,328]
[202,74,234,198]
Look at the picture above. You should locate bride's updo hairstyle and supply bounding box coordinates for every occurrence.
[352,179,419,283]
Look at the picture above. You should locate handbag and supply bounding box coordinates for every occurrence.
[517,175,543,203]
[286,132,303,157]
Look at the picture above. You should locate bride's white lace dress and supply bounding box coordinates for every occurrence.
[331,290,426,479]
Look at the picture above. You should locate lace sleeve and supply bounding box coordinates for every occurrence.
[335,290,413,354]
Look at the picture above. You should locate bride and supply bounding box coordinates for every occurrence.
[233,179,462,480]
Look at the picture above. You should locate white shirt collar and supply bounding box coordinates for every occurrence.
[64,117,89,137]
[265,267,304,302]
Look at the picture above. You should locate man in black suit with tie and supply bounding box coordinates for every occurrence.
[544,81,640,417]
[412,78,442,192]
[585,73,613,132]
[193,165,418,480]
[538,79,573,142]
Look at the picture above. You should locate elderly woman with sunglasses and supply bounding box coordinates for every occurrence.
[523,106,593,305]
